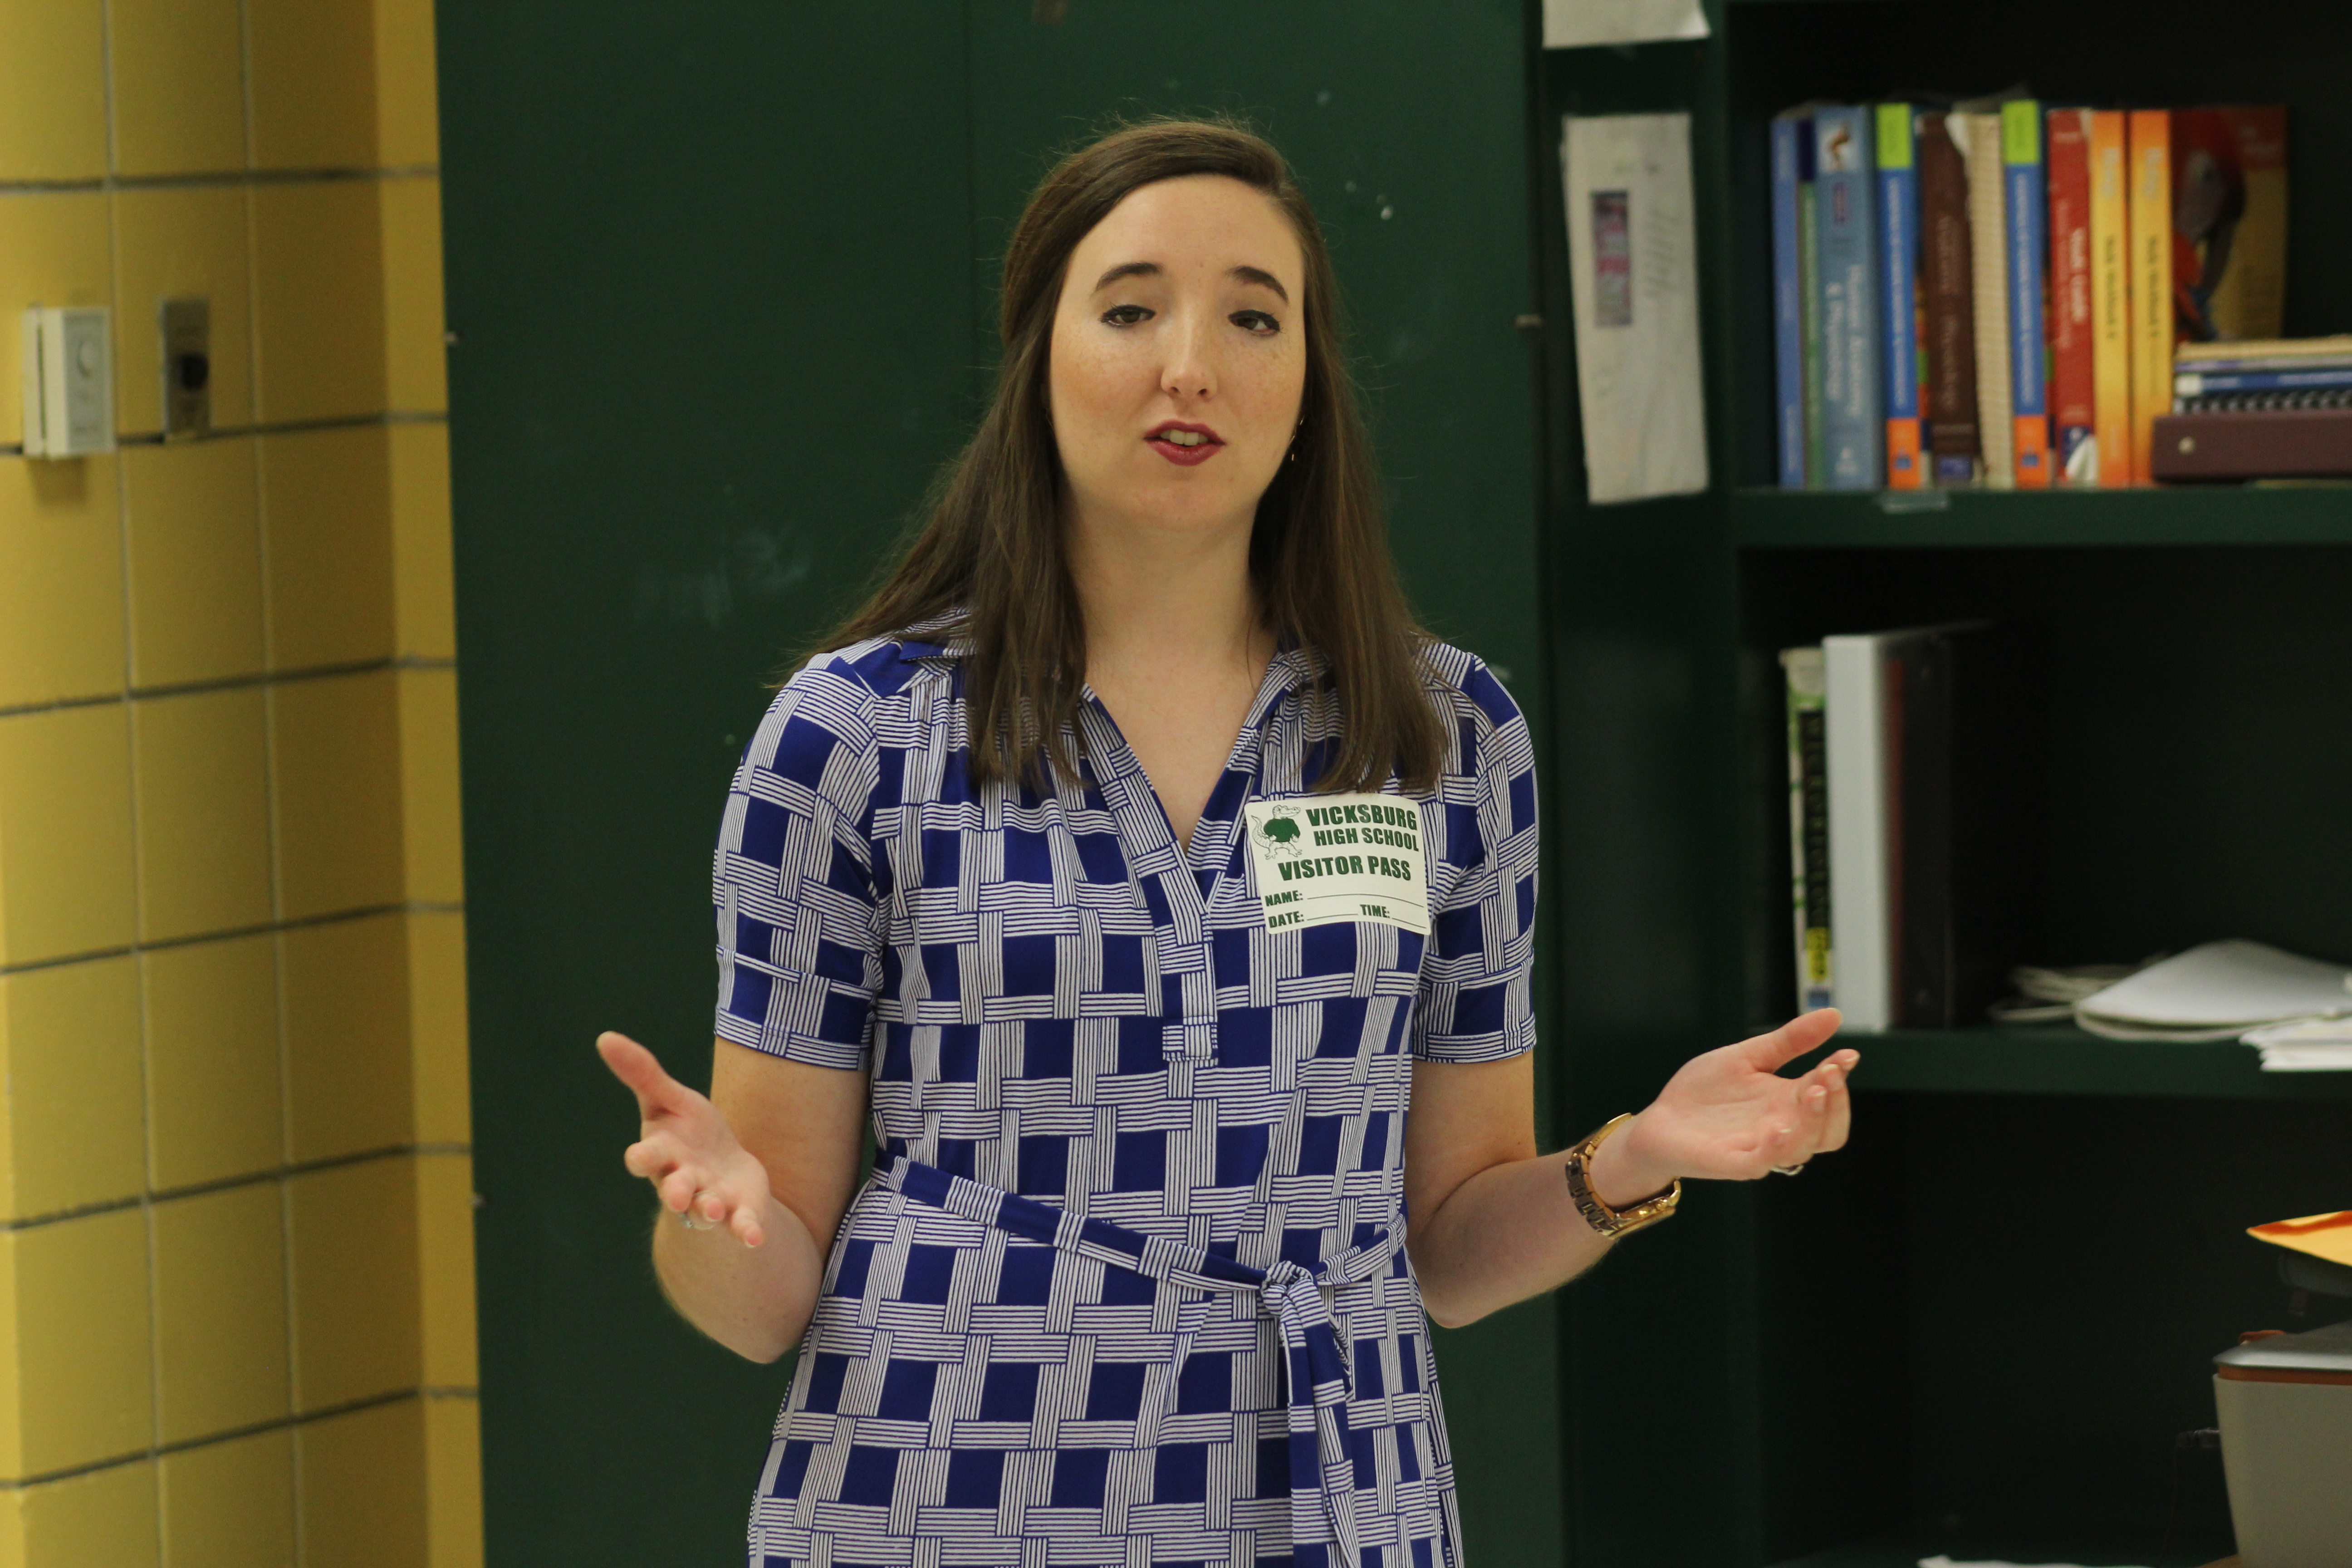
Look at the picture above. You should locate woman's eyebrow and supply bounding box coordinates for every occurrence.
[1230,265,1289,303]
[1089,260,1291,304]
[1093,261,1161,291]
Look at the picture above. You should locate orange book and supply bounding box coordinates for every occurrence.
[2089,111,2133,485]
[2127,110,2174,485]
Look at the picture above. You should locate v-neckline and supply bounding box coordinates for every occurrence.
[1080,646,1308,911]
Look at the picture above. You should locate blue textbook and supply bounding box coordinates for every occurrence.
[1813,107,1883,490]
[1770,108,1811,488]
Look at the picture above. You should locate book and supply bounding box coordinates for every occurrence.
[1783,648,1833,1014]
[1877,103,1925,490]
[2178,334,2352,369]
[1888,623,2042,1028]
[1771,109,1811,488]
[1800,123,1828,488]
[2149,408,2352,480]
[2003,100,2053,488]
[2128,108,2176,489]
[2172,107,2289,342]
[1814,107,1882,489]
[2176,389,2352,414]
[2047,109,2097,484]
[1824,630,1903,1031]
[1918,112,1981,486]
[1954,103,2015,487]
[2089,110,2134,485]
[2177,366,2352,397]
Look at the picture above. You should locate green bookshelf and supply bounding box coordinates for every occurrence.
[1536,1,2352,1565]
[1733,485,2352,549]
[1826,1027,2352,1100]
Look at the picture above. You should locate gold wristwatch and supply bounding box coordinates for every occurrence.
[1563,1113,1681,1239]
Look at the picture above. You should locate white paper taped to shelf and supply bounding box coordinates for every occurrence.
[1542,0,1709,49]
[1560,113,1709,505]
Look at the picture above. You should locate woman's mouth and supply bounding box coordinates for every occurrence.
[1145,421,1223,466]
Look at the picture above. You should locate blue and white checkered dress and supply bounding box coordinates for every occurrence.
[714,627,1539,1568]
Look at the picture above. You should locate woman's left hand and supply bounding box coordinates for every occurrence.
[1585,1009,1856,1207]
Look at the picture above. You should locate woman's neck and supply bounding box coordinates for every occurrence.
[1064,496,1272,849]
[1064,500,1265,681]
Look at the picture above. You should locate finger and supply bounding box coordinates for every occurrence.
[657,1166,709,1215]
[729,1198,766,1250]
[622,1136,681,1181]
[1818,1061,1853,1152]
[1735,1008,1844,1074]
[598,1032,689,1119]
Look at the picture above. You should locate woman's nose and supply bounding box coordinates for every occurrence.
[1159,310,1218,400]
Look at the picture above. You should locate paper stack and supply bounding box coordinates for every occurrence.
[2241,1018,2352,1073]
[2069,940,2352,1070]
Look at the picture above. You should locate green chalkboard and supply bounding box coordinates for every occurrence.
[439,4,1560,1564]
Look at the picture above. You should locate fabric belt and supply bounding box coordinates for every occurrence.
[881,1156,1405,1562]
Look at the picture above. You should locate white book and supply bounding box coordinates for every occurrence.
[1823,632,1896,1030]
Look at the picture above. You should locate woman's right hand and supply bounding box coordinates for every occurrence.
[598,1031,774,1247]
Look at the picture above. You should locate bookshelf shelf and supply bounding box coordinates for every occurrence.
[1764,1535,2234,1568]
[1732,485,2352,549]
[1828,1025,2352,1100]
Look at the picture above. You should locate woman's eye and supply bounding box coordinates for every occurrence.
[1233,311,1280,335]
[1102,304,1152,326]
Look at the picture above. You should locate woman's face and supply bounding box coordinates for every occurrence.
[1048,174,1308,542]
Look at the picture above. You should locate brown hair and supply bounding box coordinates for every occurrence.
[825,116,1445,794]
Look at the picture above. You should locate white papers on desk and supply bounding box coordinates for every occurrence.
[1561,113,1708,505]
[1542,0,1709,49]
[2072,939,2352,1042]
[2242,1017,2352,1072]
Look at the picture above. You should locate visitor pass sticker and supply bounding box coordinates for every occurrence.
[1242,794,1430,936]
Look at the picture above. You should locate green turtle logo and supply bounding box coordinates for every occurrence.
[1258,813,1302,847]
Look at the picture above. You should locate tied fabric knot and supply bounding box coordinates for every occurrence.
[1258,1260,1365,1562]
[880,1158,1396,1562]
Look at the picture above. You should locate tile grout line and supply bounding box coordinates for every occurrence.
[0,1142,476,1235]
[0,898,466,979]
[0,652,461,722]
[0,408,450,462]
[91,0,173,1549]
[0,1385,484,1494]
[0,165,441,196]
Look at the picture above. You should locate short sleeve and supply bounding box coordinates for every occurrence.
[713,656,886,1070]
[1412,659,1540,1063]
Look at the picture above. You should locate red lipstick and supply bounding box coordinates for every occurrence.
[1145,420,1223,466]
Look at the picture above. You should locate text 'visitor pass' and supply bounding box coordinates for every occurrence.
[1242,794,1431,936]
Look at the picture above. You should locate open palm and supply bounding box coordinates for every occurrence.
[1618,1009,1855,1185]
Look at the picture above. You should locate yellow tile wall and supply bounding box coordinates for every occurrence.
[0,0,473,1555]
[132,686,274,943]
[122,438,268,689]
[0,704,137,967]
[0,456,125,710]
[143,935,283,1190]
[159,1429,297,1568]
[0,955,145,1221]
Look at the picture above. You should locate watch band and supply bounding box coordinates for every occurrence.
[1563,1113,1682,1239]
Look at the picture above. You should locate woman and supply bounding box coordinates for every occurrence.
[599,118,1856,1568]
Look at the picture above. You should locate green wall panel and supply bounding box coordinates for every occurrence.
[438,6,976,1563]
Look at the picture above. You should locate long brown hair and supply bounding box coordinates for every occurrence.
[826,116,1445,794]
